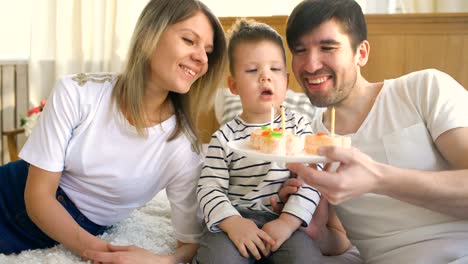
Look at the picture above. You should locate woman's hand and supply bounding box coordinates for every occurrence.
[83,244,175,264]
[287,146,383,204]
[218,215,275,259]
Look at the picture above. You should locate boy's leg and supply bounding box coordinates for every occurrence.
[268,229,323,264]
[193,229,254,264]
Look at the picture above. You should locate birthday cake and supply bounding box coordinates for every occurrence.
[250,126,302,156]
[304,132,351,155]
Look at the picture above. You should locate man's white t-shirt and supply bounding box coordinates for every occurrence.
[20,73,204,243]
[310,69,468,263]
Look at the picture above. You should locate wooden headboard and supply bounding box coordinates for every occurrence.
[197,13,468,143]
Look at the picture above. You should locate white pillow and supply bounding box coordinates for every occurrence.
[214,88,323,125]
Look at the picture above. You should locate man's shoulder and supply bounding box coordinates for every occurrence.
[385,69,455,93]
[383,69,465,104]
[397,69,451,82]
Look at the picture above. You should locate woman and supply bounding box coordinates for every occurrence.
[0,0,226,263]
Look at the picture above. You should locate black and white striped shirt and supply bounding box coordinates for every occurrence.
[197,108,320,232]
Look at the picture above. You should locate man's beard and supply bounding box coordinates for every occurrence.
[304,70,357,107]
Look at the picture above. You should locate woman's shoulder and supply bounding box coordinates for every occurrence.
[55,72,118,101]
[59,72,118,90]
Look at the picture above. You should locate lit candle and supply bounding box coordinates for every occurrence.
[281,105,285,134]
[270,104,274,131]
[330,106,335,137]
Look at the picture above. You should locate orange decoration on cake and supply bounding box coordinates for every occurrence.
[304,107,351,154]
[250,105,302,156]
[249,105,351,157]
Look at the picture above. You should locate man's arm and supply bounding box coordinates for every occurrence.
[271,185,351,255]
[315,206,352,255]
[377,127,468,218]
[288,127,468,219]
[173,241,199,263]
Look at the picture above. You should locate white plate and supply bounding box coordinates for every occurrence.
[227,139,328,163]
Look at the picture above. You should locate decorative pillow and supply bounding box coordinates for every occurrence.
[214,88,324,125]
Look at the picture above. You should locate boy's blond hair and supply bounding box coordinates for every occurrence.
[227,18,286,76]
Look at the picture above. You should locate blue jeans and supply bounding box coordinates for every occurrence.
[0,160,109,254]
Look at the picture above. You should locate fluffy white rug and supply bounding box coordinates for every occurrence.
[0,191,363,264]
[0,191,176,264]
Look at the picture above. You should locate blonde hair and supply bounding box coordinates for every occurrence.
[113,0,227,151]
[227,18,286,76]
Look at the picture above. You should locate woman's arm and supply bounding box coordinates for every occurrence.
[24,165,109,256]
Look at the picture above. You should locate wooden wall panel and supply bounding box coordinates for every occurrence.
[445,35,468,87]
[365,35,406,81]
[362,13,468,87]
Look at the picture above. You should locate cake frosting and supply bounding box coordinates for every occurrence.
[250,126,302,156]
[304,132,351,155]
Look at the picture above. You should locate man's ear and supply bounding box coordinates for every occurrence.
[227,76,239,95]
[356,40,370,67]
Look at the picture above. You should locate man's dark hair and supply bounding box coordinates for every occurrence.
[286,0,367,52]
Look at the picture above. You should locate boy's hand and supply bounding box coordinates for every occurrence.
[269,178,303,213]
[262,213,302,251]
[270,180,331,240]
[219,215,275,259]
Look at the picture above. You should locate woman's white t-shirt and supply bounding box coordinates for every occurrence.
[20,73,204,243]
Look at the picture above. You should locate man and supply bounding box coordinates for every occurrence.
[281,0,468,263]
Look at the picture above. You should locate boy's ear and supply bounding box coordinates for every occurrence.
[227,76,239,95]
[286,73,290,89]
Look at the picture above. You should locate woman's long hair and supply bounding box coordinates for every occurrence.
[113,0,227,152]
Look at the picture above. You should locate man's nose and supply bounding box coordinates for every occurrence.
[304,54,323,73]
